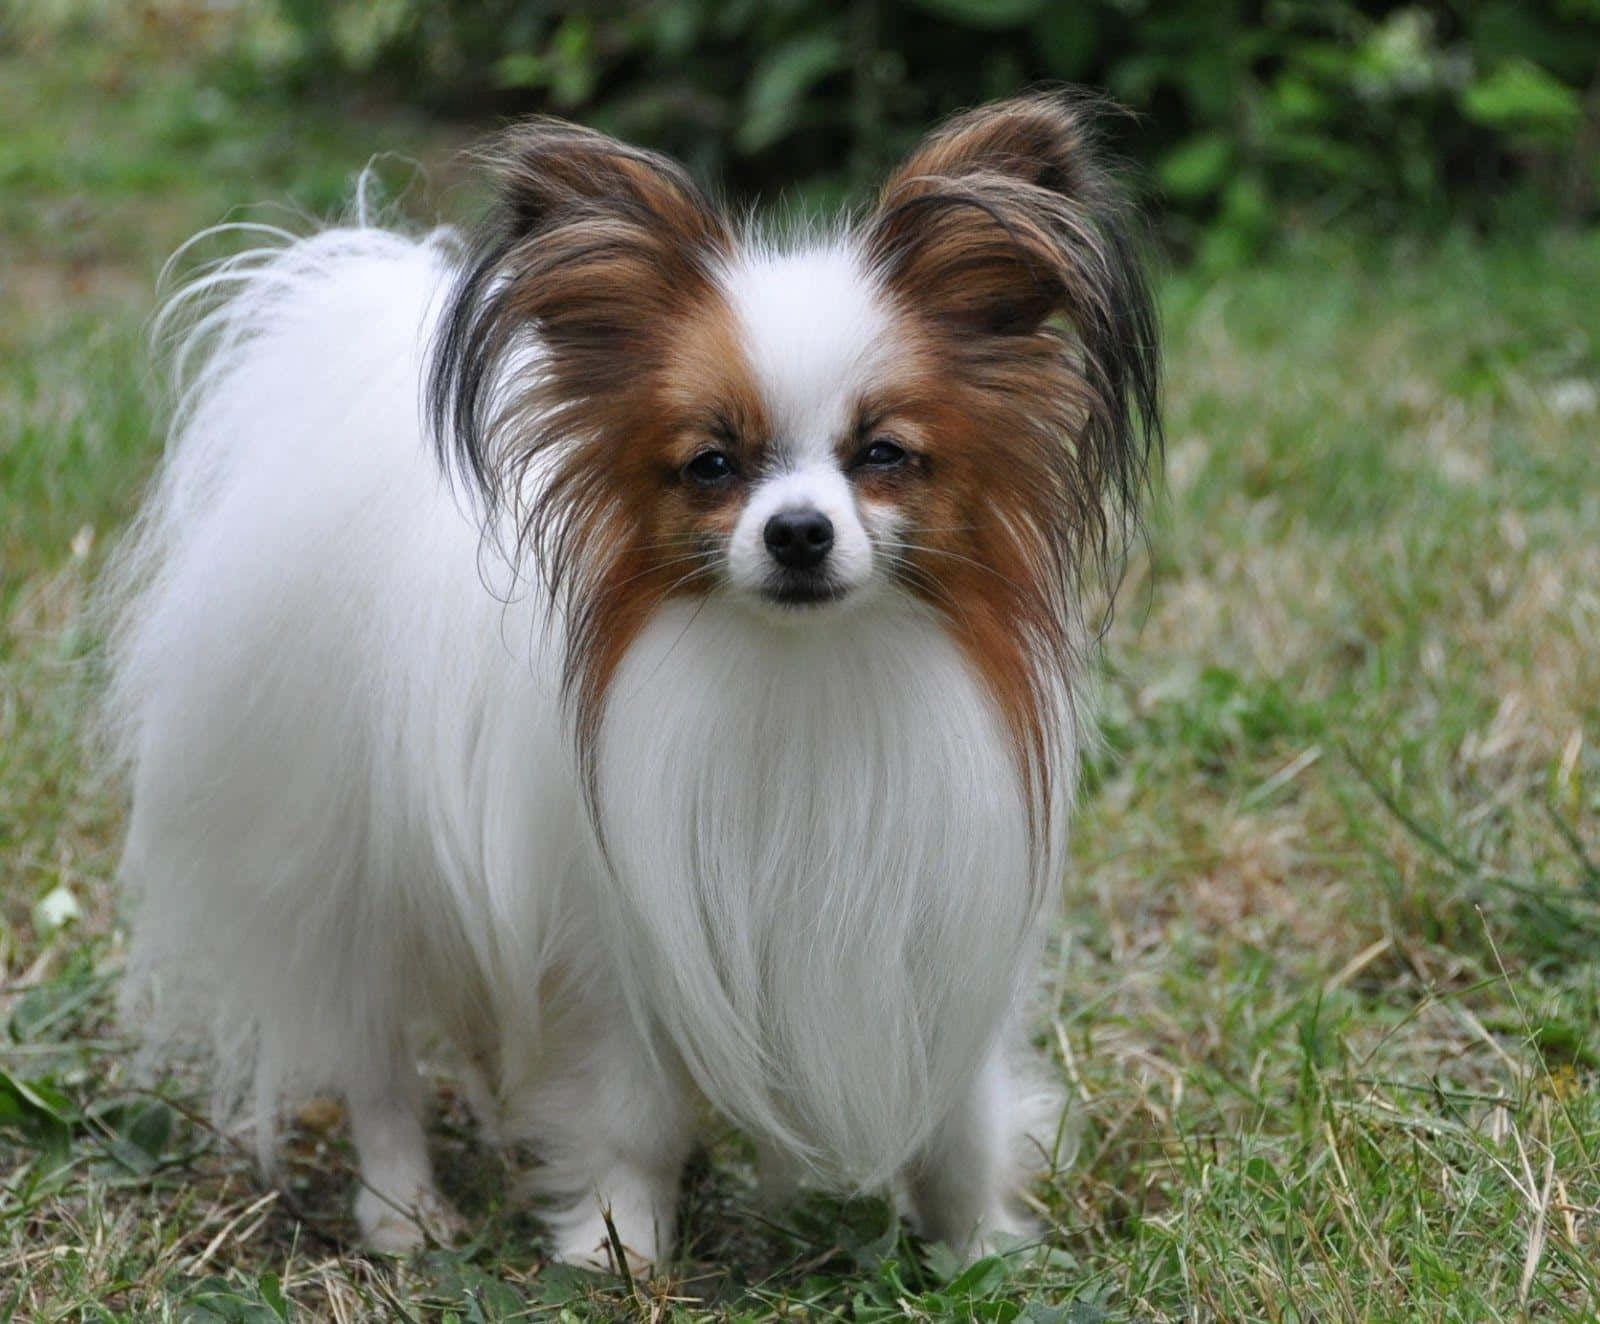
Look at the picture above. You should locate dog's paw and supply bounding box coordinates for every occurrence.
[550,1210,663,1277]
[960,1217,1036,1263]
[356,1184,464,1255]
[909,1195,1038,1267]
[943,1206,1041,1267]
[545,1174,675,1278]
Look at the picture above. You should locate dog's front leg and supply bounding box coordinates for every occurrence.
[348,1059,463,1254]
[522,1008,696,1276]
[903,1049,1036,1261]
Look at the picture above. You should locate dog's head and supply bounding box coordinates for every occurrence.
[430,93,1162,796]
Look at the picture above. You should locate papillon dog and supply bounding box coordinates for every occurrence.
[101,92,1160,1270]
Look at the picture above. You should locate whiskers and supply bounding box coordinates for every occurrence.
[875,538,982,638]
[877,536,1010,585]
[610,542,725,598]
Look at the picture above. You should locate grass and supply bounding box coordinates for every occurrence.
[3,7,1598,1321]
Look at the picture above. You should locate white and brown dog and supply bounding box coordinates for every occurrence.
[102,93,1160,1269]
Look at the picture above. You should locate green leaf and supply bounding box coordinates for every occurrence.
[1159,133,1233,201]
[257,1273,289,1322]
[1353,8,1441,94]
[1462,60,1582,141]
[494,52,547,91]
[547,17,598,108]
[8,968,108,1041]
[422,1250,535,1315]
[493,18,597,107]
[1270,72,1331,124]
[1244,1154,1283,1190]
[921,1237,967,1282]
[737,32,845,155]
[947,1253,1008,1297]
[176,1276,290,1324]
[1022,1300,1120,1324]
[0,1064,72,1139]
[650,0,700,60]
[1218,172,1271,236]
[127,1098,175,1158]
[91,1096,184,1175]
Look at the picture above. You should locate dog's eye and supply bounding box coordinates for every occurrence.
[856,438,908,470]
[684,450,738,485]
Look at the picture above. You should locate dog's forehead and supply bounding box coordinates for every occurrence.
[717,244,895,465]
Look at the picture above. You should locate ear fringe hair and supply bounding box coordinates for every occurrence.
[866,89,1163,606]
[426,119,731,535]
[424,120,736,799]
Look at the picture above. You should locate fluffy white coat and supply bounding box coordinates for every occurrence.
[103,219,1074,1266]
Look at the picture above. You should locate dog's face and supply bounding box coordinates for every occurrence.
[430,94,1160,788]
[653,242,1051,621]
[621,244,899,616]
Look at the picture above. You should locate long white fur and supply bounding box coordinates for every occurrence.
[102,217,1073,1266]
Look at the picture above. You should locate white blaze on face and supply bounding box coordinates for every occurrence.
[717,244,901,599]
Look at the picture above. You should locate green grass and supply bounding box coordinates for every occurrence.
[3,8,1599,1321]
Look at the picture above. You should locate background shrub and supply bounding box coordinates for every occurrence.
[272,0,1600,259]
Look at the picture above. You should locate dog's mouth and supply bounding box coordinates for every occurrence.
[762,575,851,608]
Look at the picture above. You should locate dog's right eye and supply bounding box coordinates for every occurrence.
[683,451,738,485]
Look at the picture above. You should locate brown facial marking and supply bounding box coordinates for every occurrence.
[859,92,1162,858]
[556,291,770,798]
[427,120,769,801]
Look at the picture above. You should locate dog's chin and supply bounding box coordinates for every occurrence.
[767,580,849,607]
[739,571,868,623]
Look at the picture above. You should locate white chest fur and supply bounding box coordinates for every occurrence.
[593,598,1067,1183]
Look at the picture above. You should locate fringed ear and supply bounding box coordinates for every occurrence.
[428,118,732,513]
[863,92,1162,549]
[426,120,737,793]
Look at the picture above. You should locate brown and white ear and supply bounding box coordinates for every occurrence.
[866,93,1145,333]
[429,118,731,505]
[877,90,1102,215]
[489,119,728,255]
[863,91,1161,532]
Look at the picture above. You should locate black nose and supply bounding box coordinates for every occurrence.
[763,509,834,570]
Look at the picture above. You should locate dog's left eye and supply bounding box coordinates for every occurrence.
[855,439,907,469]
[683,450,738,485]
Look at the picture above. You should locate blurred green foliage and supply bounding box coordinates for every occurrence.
[271,1,1600,258]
